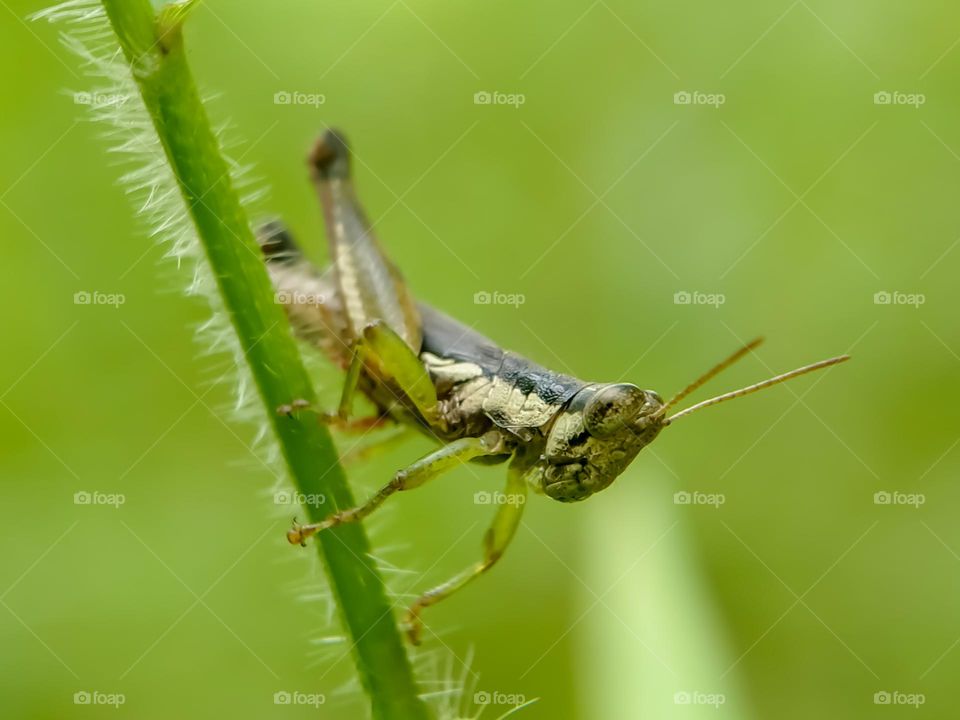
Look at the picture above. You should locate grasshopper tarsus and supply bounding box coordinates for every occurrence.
[286,518,304,546]
[402,608,424,646]
[287,520,316,547]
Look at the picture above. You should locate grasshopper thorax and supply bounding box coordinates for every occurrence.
[539,383,665,502]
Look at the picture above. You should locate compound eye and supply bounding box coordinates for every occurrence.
[582,384,646,437]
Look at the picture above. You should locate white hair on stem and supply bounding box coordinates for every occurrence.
[32,2,500,717]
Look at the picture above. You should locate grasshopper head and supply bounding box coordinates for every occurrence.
[537,340,850,503]
[540,384,666,502]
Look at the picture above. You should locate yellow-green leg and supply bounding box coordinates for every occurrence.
[280,320,440,427]
[337,320,442,430]
[403,454,531,645]
[287,430,508,546]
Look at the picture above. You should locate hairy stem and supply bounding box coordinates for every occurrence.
[98,1,430,717]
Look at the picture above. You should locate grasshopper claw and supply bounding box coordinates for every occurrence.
[287,518,310,546]
[402,607,424,646]
[287,514,342,546]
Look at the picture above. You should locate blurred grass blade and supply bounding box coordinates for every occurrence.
[576,474,754,719]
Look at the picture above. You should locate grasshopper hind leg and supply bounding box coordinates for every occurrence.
[308,128,423,352]
[257,219,355,370]
[257,218,298,262]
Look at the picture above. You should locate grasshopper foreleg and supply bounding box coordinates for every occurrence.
[287,431,508,546]
[403,454,530,645]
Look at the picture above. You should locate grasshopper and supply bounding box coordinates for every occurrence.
[259,129,849,644]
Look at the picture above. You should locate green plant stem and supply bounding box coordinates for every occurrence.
[99,2,430,718]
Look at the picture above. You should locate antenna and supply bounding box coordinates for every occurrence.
[660,337,764,414]
[664,354,850,425]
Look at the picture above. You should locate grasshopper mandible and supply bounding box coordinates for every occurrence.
[259,129,849,644]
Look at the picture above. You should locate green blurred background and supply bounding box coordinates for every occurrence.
[3,0,960,717]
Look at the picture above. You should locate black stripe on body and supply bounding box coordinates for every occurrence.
[418,303,585,407]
